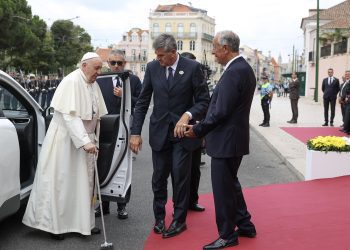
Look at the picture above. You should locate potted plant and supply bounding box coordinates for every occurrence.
[305,136,350,180]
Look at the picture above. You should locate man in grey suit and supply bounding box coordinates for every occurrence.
[130,33,210,238]
[185,30,256,249]
[322,68,340,126]
[96,49,142,219]
[287,72,300,124]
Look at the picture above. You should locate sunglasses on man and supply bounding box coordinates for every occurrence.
[109,60,124,66]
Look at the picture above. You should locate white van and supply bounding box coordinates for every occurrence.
[0,70,133,221]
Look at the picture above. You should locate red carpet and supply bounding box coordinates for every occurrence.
[281,127,348,144]
[144,176,350,250]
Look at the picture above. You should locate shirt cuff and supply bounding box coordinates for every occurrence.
[185,111,192,119]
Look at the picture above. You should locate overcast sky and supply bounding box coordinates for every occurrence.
[27,0,343,63]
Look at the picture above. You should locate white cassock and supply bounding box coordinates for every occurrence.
[22,68,107,235]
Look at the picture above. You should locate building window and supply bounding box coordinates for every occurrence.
[165,23,171,33]
[141,64,146,72]
[153,23,159,36]
[132,34,138,42]
[190,40,195,51]
[123,35,127,41]
[177,23,184,38]
[177,40,183,51]
[190,23,196,38]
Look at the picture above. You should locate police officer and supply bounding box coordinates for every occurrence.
[259,75,273,127]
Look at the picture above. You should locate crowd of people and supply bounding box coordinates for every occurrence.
[0,72,62,110]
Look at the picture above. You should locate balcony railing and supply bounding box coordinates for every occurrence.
[334,39,347,55]
[125,55,147,62]
[320,44,331,57]
[150,32,197,39]
[201,33,214,42]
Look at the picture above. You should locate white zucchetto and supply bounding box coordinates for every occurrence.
[80,52,100,62]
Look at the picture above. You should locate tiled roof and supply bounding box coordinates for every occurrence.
[155,3,207,14]
[321,17,350,29]
[95,48,112,62]
[304,0,350,21]
[126,28,149,37]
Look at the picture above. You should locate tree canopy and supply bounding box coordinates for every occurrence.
[0,0,93,75]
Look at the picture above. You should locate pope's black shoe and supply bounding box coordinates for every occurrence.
[153,220,165,234]
[189,203,205,212]
[50,233,65,240]
[91,227,101,235]
[237,228,257,238]
[95,206,110,218]
[162,220,187,238]
[203,237,238,249]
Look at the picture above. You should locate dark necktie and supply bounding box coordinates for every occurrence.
[167,67,174,88]
[115,76,121,87]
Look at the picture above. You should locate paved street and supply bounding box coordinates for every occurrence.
[0,109,301,250]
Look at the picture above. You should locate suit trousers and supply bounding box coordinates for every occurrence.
[323,98,336,123]
[189,146,202,205]
[290,98,299,122]
[152,128,192,223]
[344,103,350,131]
[261,100,270,124]
[211,156,254,240]
[341,104,345,124]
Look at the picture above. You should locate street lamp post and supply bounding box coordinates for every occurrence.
[314,0,320,102]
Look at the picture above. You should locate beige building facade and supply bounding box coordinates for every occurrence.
[114,28,149,80]
[148,3,220,82]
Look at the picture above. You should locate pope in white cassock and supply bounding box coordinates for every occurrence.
[22,52,108,239]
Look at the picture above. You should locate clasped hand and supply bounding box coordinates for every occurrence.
[83,142,98,154]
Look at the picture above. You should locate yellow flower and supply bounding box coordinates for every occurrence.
[307,136,350,152]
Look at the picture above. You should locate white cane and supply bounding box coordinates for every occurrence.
[93,153,113,249]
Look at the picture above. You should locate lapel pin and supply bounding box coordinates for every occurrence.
[179,70,184,75]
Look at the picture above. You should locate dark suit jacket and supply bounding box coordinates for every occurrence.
[193,56,256,158]
[131,55,210,151]
[97,74,142,114]
[322,77,340,100]
[289,79,300,100]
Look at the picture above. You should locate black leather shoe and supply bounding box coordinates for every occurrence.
[262,123,270,127]
[189,203,205,212]
[91,227,101,235]
[203,237,238,249]
[95,206,110,218]
[237,229,257,238]
[50,233,65,240]
[153,220,165,234]
[322,123,328,126]
[330,122,334,126]
[287,120,297,124]
[162,220,187,238]
[117,207,128,220]
[259,122,265,126]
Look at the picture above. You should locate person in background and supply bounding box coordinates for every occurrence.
[321,68,340,126]
[287,72,300,124]
[96,49,142,219]
[339,70,350,134]
[180,51,206,212]
[259,75,273,127]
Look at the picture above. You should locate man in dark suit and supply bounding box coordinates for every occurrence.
[180,51,206,212]
[96,49,142,219]
[185,30,256,249]
[129,33,210,238]
[322,68,340,126]
[287,72,300,124]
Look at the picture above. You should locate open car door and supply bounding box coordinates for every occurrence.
[96,71,133,204]
[0,71,45,222]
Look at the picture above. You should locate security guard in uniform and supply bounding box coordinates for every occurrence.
[259,75,273,127]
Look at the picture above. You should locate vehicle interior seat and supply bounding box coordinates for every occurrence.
[97,114,120,182]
